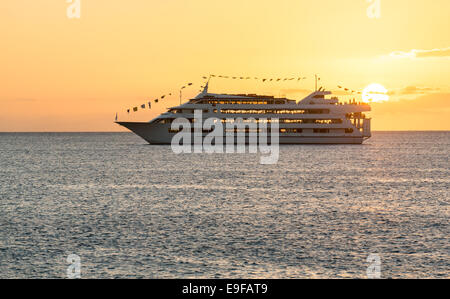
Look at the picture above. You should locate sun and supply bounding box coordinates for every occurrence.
[362,83,389,103]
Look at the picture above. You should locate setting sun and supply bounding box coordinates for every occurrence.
[362,83,389,103]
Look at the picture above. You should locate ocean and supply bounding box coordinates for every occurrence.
[0,132,448,278]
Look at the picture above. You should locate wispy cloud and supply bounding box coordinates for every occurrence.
[388,86,440,96]
[389,47,450,59]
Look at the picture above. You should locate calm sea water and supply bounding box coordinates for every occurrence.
[0,132,448,279]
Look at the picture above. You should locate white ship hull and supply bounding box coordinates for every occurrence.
[117,122,367,144]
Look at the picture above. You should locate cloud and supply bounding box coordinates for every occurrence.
[388,86,440,96]
[389,47,450,59]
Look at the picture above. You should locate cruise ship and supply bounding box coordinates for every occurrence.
[116,83,371,144]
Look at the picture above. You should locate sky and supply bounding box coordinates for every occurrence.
[0,0,449,131]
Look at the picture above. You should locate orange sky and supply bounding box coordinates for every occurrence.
[0,0,449,131]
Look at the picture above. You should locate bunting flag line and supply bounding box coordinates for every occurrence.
[125,81,196,114]
[204,74,308,83]
[337,85,362,94]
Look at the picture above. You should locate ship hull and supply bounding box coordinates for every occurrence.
[117,122,367,145]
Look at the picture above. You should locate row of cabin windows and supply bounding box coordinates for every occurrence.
[169,128,355,134]
[169,109,209,114]
[169,128,214,133]
[219,119,342,124]
[313,129,354,133]
[281,119,342,124]
[169,128,263,133]
[197,100,286,105]
[220,109,330,114]
[156,118,343,124]
[169,109,330,114]
[280,128,303,133]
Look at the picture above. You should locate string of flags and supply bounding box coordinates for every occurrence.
[125,83,193,114]
[337,85,362,94]
[197,74,307,92]
[203,74,307,82]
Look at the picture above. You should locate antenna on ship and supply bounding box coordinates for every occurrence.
[179,82,194,105]
[179,87,185,105]
[315,74,320,91]
[202,79,209,94]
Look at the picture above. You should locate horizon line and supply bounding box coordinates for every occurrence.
[0,130,449,133]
